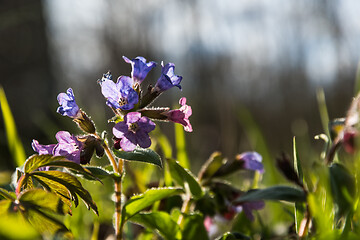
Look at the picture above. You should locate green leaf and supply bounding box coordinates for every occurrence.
[167,158,203,199]
[0,86,26,167]
[293,137,306,234]
[130,211,182,240]
[0,188,16,200]
[122,187,183,222]
[23,208,72,239]
[0,209,40,239]
[233,185,306,203]
[114,147,162,168]
[293,137,303,185]
[24,154,65,173]
[19,189,71,215]
[294,202,306,235]
[198,152,224,181]
[0,199,12,214]
[329,163,355,218]
[84,166,113,179]
[174,121,190,169]
[43,159,100,181]
[215,232,251,240]
[181,212,209,240]
[32,174,73,208]
[31,171,98,215]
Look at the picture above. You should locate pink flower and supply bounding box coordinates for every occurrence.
[162,97,193,132]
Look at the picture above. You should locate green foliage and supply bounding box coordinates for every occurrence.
[198,151,224,181]
[234,185,306,203]
[0,205,40,240]
[0,86,26,167]
[114,147,162,168]
[167,158,203,199]
[122,187,183,222]
[19,154,99,215]
[174,119,190,169]
[329,163,355,218]
[181,212,209,240]
[0,188,73,238]
[130,211,182,240]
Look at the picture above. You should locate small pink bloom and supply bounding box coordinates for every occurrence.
[163,97,193,132]
[343,129,358,154]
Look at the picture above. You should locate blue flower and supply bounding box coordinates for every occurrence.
[237,152,264,173]
[99,75,139,110]
[113,112,156,151]
[123,56,156,84]
[57,88,80,118]
[154,62,182,93]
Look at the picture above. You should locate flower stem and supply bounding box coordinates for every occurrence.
[177,192,192,227]
[95,133,124,239]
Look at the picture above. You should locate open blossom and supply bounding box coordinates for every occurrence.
[162,97,192,132]
[32,131,84,164]
[237,151,264,173]
[57,88,80,118]
[154,62,182,93]
[123,56,156,84]
[99,74,139,110]
[32,141,56,155]
[113,112,156,152]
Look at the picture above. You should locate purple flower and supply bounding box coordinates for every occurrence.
[57,88,80,118]
[32,140,56,155]
[32,131,84,164]
[237,152,264,173]
[123,56,156,84]
[113,112,156,152]
[162,97,193,132]
[154,62,182,93]
[99,75,139,110]
[53,131,84,164]
[232,201,265,221]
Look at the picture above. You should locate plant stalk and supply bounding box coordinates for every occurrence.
[96,133,124,240]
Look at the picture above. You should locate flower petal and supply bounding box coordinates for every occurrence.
[113,121,128,139]
[100,79,120,101]
[31,140,56,155]
[137,116,156,133]
[123,56,157,83]
[120,135,137,152]
[125,112,142,124]
[56,88,80,118]
[239,152,264,173]
[136,130,152,148]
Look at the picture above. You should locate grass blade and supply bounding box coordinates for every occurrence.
[0,86,26,167]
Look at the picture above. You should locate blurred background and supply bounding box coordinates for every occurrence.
[1,0,360,171]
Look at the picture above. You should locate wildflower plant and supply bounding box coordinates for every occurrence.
[6,54,360,240]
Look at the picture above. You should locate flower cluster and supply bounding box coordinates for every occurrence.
[99,56,192,152]
[32,55,192,164]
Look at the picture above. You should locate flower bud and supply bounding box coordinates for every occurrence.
[73,110,96,134]
[78,135,104,164]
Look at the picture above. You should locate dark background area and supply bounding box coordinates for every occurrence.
[1,0,359,171]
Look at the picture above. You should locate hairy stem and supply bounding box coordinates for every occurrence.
[95,133,124,239]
